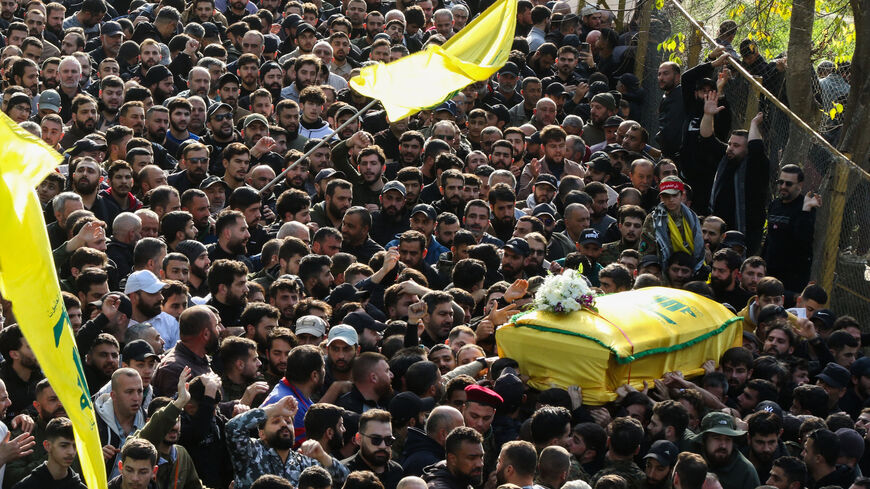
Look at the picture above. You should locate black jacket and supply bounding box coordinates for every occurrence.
[11,462,87,489]
[401,427,444,476]
[761,195,815,293]
[106,239,135,279]
[342,452,404,489]
[422,461,473,489]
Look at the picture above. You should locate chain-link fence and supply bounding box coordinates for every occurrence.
[622,0,868,323]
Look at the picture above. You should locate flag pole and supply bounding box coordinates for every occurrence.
[259,98,379,196]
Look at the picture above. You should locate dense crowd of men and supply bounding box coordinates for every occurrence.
[0,0,860,488]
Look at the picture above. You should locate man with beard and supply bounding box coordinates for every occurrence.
[694,412,758,489]
[343,410,406,489]
[397,132,425,172]
[11,58,38,97]
[701,216,726,262]
[433,170,466,219]
[145,105,170,146]
[518,126,584,201]
[40,59,60,93]
[218,337,266,405]
[336,352,393,414]
[483,62,522,108]
[710,248,752,307]
[312,179,353,230]
[57,56,82,121]
[165,98,202,157]
[499,238,529,282]
[328,32,355,80]
[600,205,645,266]
[276,100,307,151]
[176,240,211,297]
[153,306,224,397]
[227,395,349,489]
[262,327,294,389]
[494,441,540,489]
[259,62,283,105]
[761,321,797,358]
[202,102,240,175]
[641,440,679,489]
[703,99,769,254]
[340,207,384,265]
[262,344,325,445]
[582,93,617,146]
[119,101,146,138]
[129,374,201,489]
[83,333,120,397]
[281,55,321,103]
[333,137,387,208]
[299,254,334,300]
[488,183,517,244]
[305,403,347,459]
[0,325,45,419]
[59,94,98,151]
[765,456,807,489]
[423,427,485,489]
[646,400,690,450]
[124,39,162,83]
[181,67,211,100]
[208,210,252,270]
[103,162,142,224]
[371,181,410,246]
[762,164,820,294]
[206,259,249,327]
[742,411,788,482]
[463,200,503,248]
[235,54,260,100]
[655,62,684,158]
[126,270,179,340]
[144,65,176,106]
[169,143,211,196]
[268,279,301,329]
[394,230,442,288]
[5,381,71,485]
[322,325,359,395]
[802,428,856,489]
[69,156,113,226]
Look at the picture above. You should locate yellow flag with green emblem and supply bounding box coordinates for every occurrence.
[349,0,517,121]
[0,112,108,489]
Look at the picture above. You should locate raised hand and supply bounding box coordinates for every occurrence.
[703,91,725,115]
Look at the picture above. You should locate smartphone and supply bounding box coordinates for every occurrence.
[580,42,591,53]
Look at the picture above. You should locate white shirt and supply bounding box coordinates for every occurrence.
[130,312,180,350]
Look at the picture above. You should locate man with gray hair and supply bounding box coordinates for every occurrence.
[48,191,84,248]
[277,221,311,244]
[108,212,143,277]
[432,9,454,39]
[401,405,464,475]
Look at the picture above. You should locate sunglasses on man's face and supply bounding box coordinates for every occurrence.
[361,433,396,446]
[776,179,795,187]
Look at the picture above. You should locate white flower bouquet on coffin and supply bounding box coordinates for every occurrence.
[532,269,597,314]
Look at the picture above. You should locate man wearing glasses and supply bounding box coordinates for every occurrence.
[761,164,821,294]
[342,409,404,489]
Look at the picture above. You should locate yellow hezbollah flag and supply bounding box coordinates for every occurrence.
[0,113,108,489]
[349,0,517,121]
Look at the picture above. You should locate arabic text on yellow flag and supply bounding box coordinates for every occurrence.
[349,0,517,121]
[0,113,108,489]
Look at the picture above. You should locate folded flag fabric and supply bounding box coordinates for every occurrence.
[349,0,517,121]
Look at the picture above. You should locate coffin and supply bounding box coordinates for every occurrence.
[496,287,742,405]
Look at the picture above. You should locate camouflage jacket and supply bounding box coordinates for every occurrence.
[226,408,349,489]
[591,458,646,489]
[599,239,637,266]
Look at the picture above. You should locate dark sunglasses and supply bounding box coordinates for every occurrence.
[361,433,396,446]
[775,179,795,187]
[211,112,232,122]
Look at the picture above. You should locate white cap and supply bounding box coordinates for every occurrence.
[295,315,328,337]
[124,270,167,294]
[327,324,358,346]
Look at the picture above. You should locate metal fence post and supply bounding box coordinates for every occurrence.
[687,24,702,67]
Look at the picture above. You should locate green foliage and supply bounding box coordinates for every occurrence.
[657,32,686,64]
[683,0,854,65]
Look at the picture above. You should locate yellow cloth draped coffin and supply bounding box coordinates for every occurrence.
[496,287,742,405]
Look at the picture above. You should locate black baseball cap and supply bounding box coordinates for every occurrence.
[122,339,159,362]
[579,228,602,246]
[343,310,387,333]
[505,238,531,257]
[643,440,679,467]
[411,203,436,221]
[534,174,558,189]
[817,362,850,389]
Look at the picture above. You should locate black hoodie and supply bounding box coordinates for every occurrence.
[401,427,445,476]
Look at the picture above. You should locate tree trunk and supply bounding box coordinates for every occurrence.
[838,0,870,169]
[781,0,817,166]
